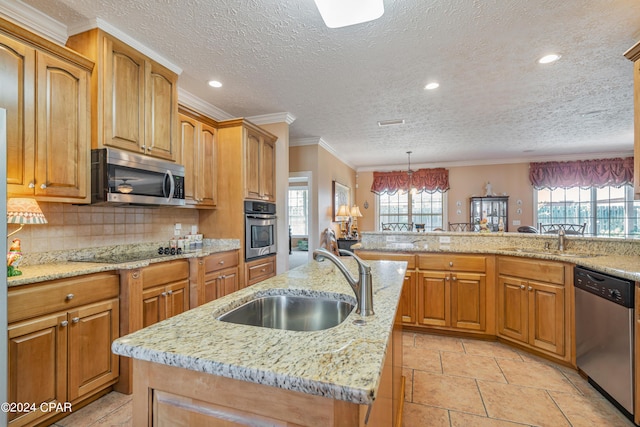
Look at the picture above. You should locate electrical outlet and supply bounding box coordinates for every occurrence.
[175,223,182,230]
[513,220,521,226]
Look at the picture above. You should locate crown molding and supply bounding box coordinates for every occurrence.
[247,112,296,125]
[178,88,235,121]
[0,0,67,45]
[291,137,356,170]
[290,137,321,146]
[355,150,635,172]
[67,18,182,75]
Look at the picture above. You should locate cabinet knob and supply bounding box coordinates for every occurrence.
[220,275,226,279]
[147,146,152,151]
[528,286,533,291]
[40,183,47,189]
[449,261,453,267]
[219,260,225,265]
[71,317,80,323]
[66,293,74,301]
[520,285,525,290]
[161,292,167,296]
[445,276,450,281]
[452,276,457,281]
[141,145,146,150]
[60,320,68,327]
[28,181,35,189]
[199,260,204,265]
[260,268,266,272]
[167,290,173,295]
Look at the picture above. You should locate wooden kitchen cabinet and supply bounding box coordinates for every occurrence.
[141,260,190,328]
[189,250,240,307]
[245,255,276,287]
[67,29,179,161]
[624,40,640,199]
[7,272,119,427]
[1,19,92,203]
[497,256,571,360]
[245,127,276,201]
[179,108,217,208]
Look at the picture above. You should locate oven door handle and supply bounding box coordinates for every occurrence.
[246,214,276,220]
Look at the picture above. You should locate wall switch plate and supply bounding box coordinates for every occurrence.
[513,220,521,226]
[174,229,181,236]
[439,236,451,244]
[175,223,182,230]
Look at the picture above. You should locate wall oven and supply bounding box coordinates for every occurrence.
[245,201,277,260]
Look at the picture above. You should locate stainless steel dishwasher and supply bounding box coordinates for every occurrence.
[575,266,635,421]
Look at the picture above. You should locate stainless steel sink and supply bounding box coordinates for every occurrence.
[499,247,598,258]
[217,295,355,331]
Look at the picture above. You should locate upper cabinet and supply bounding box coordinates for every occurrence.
[67,29,179,162]
[178,107,217,208]
[1,19,92,203]
[625,41,640,199]
[244,126,276,202]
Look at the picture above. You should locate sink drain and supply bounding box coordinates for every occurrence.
[352,319,367,326]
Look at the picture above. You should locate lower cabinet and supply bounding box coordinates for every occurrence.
[497,256,571,360]
[189,250,240,307]
[245,255,276,287]
[142,281,189,328]
[7,272,120,427]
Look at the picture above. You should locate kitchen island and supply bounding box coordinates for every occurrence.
[112,257,407,426]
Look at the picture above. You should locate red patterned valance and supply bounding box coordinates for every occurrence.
[371,168,449,195]
[529,157,634,189]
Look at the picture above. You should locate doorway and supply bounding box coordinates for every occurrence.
[288,175,310,269]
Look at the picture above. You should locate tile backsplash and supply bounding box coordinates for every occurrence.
[9,202,199,254]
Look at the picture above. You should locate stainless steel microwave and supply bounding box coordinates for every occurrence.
[91,148,185,207]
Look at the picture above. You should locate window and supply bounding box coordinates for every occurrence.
[536,185,640,237]
[288,187,308,236]
[378,191,444,231]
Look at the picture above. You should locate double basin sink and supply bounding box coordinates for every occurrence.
[499,247,598,258]
[217,293,355,332]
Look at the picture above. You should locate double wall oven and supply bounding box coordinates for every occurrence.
[244,201,277,261]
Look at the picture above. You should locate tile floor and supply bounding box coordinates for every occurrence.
[49,331,636,427]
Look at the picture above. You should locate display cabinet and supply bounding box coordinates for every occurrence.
[470,196,509,232]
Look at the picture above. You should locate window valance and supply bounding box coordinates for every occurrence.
[529,157,634,189]
[371,168,449,195]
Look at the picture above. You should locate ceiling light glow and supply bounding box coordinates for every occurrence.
[377,119,405,127]
[538,54,561,64]
[208,80,222,88]
[314,0,384,29]
[424,82,440,90]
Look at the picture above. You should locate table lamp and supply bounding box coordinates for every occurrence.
[7,198,48,277]
[337,204,350,238]
[349,205,363,238]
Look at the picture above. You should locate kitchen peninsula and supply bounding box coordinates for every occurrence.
[112,258,406,426]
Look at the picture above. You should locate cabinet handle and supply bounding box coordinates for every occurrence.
[199,260,204,265]
[219,260,225,265]
[141,145,146,150]
[147,146,152,151]
[161,292,167,296]
[449,261,453,267]
[66,293,74,301]
[260,268,266,272]
[28,181,35,189]
[445,276,449,281]
[71,317,80,323]
[40,183,47,189]
[60,320,68,327]
[220,275,226,279]
[167,290,173,295]
[520,285,525,290]
[528,286,533,291]
[452,276,457,281]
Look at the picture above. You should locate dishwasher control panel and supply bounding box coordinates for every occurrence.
[574,266,634,308]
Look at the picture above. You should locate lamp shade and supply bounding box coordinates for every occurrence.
[350,205,363,217]
[337,204,350,218]
[7,198,48,225]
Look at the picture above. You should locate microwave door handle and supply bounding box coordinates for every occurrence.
[164,170,175,201]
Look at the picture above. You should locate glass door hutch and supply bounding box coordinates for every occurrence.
[470,196,509,232]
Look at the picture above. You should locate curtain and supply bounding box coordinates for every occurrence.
[529,157,634,189]
[371,168,449,194]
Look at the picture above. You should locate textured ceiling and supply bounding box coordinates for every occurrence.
[21,0,640,170]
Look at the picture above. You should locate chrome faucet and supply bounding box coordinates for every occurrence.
[313,248,374,316]
[557,228,566,252]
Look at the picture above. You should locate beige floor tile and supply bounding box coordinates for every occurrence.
[414,332,464,353]
[92,401,132,427]
[450,410,532,427]
[56,392,132,427]
[461,339,523,360]
[561,369,606,399]
[403,368,414,402]
[478,380,570,427]
[413,370,486,416]
[403,345,442,373]
[441,352,507,383]
[402,402,450,427]
[497,358,578,393]
[550,391,636,427]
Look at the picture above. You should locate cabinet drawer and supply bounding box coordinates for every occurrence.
[246,257,276,285]
[497,256,566,285]
[355,251,416,269]
[418,254,486,272]
[204,251,239,273]
[7,272,119,323]
[142,260,189,289]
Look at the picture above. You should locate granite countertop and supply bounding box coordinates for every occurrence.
[112,258,406,405]
[7,240,241,287]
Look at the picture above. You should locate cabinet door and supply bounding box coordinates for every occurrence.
[166,280,189,318]
[1,34,36,196]
[8,312,67,425]
[497,276,528,343]
[401,272,416,324]
[203,276,218,304]
[35,51,89,200]
[528,280,565,356]
[198,122,217,206]
[142,285,166,328]
[451,272,486,331]
[146,61,177,160]
[104,36,145,153]
[67,298,119,401]
[244,130,261,199]
[417,271,449,327]
[179,114,199,205]
[217,267,239,299]
[260,137,275,201]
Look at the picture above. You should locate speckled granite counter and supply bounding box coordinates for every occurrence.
[7,239,240,287]
[112,258,406,405]
[356,232,640,281]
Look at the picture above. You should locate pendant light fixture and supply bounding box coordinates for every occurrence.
[314,0,384,28]
[406,151,417,195]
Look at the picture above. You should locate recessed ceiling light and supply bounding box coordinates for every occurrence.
[538,54,561,64]
[314,0,384,28]
[377,119,405,127]
[208,80,222,88]
[424,82,440,90]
